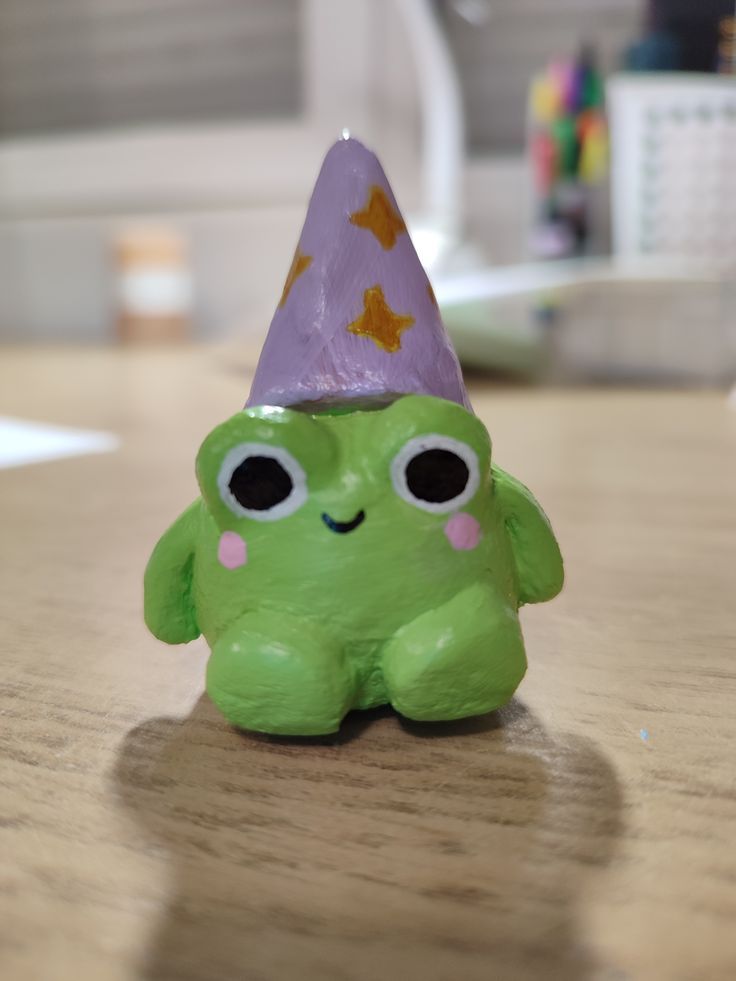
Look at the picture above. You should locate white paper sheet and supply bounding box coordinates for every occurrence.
[0,417,120,470]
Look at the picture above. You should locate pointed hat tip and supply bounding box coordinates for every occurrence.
[317,135,392,200]
[324,133,381,166]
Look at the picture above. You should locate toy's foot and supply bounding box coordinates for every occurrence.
[381,584,526,722]
[206,613,355,736]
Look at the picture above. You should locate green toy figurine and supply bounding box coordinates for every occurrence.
[144,137,563,735]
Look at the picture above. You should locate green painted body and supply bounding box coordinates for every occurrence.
[144,395,563,735]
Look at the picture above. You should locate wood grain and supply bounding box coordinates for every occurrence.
[1,346,735,981]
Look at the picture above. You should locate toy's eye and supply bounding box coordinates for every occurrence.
[391,434,480,513]
[217,442,307,521]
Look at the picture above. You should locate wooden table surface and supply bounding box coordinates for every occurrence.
[1,346,735,981]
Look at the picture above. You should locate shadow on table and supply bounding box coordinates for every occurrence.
[114,695,622,981]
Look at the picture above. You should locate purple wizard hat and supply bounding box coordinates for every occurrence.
[246,137,471,411]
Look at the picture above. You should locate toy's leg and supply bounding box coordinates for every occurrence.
[206,613,355,736]
[381,584,526,722]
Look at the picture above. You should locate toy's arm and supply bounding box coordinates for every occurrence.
[144,500,202,644]
[492,465,564,606]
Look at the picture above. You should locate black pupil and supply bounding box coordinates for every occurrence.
[405,448,469,503]
[228,456,293,511]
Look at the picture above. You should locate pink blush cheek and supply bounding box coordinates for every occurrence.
[444,512,482,551]
[218,531,247,569]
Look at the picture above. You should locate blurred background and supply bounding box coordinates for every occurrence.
[0,0,734,385]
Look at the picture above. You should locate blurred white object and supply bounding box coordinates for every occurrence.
[397,0,463,241]
[608,73,736,268]
[396,0,485,276]
[0,417,119,470]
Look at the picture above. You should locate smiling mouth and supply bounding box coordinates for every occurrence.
[321,510,365,534]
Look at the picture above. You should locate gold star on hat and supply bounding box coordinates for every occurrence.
[279,247,312,307]
[347,285,415,353]
[349,185,407,250]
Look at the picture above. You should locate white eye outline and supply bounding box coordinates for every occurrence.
[391,434,480,514]
[217,442,307,522]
